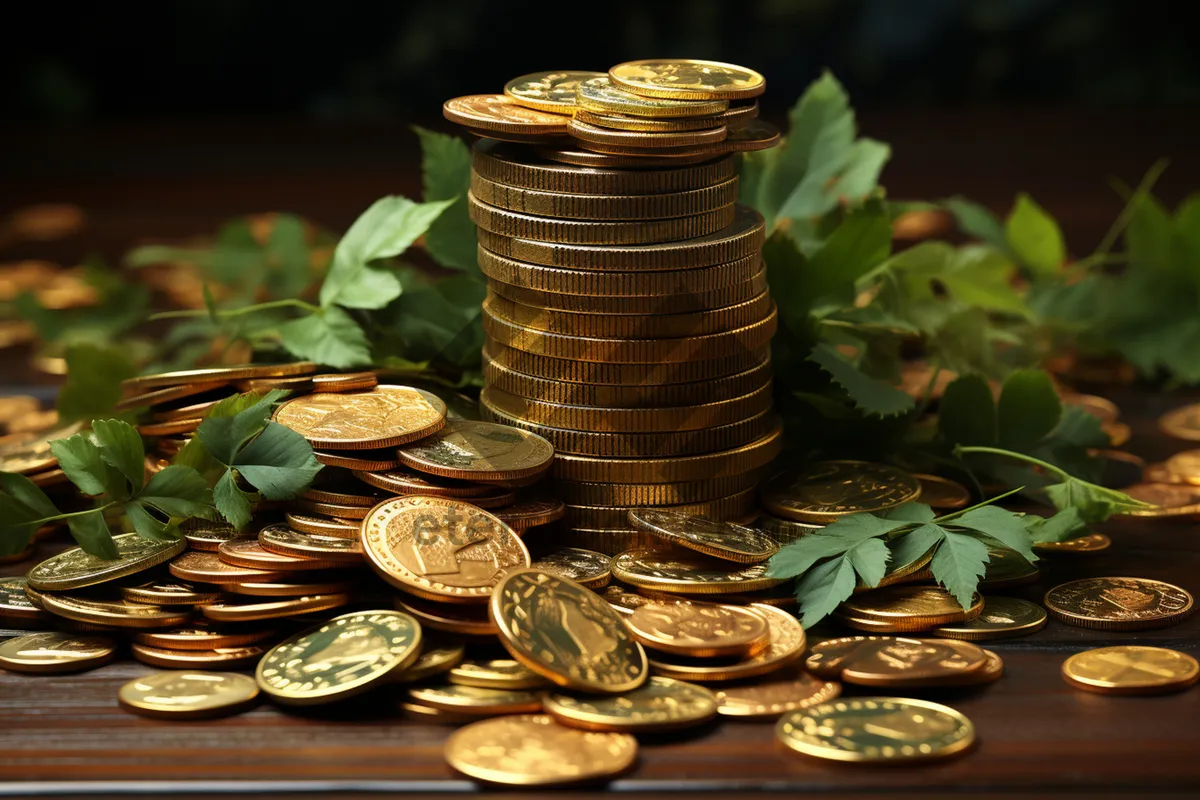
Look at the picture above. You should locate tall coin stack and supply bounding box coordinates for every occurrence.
[443,60,784,555]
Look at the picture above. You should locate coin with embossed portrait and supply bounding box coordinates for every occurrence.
[648,604,806,683]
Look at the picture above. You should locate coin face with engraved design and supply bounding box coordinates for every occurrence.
[629,508,778,564]
[529,548,612,589]
[610,548,783,595]
[839,586,983,628]
[1062,645,1200,695]
[761,461,921,523]
[0,577,49,623]
[362,496,529,603]
[648,604,806,683]
[838,639,990,687]
[504,70,604,114]
[609,59,766,100]
[491,568,647,694]
[1044,577,1194,630]
[256,610,422,705]
[933,596,1047,641]
[625,601,769,658]
[396,419,554,482]
[0,632,115,673]
[28,532,186,591]
[543,676,717,732]
[443,95,571,135]
[273,385,447,450]
[118,671,260,719]
[715,673,842,718]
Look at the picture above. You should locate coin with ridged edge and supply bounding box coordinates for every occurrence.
[564,488,758,529]
[395,419,553,483]
[283,513,360,539]
[443,94,570,134]
[273,385,446,450]
[609,59,765,100]
[504,70,604,113]
[487,269,768,314]
[133,622,272,650]
[0,632,115,674]
[483,340,770,385]
[38,593,191,629]
[1044,577,1194,631]
[352,468,495,498]
[568,117,727,148]
[409,683,543,715]
[182,522,241,552]
[647,604,805,682]
[626,601,769,658]
[395,594,498,637]
[219,538,342,572]
[629,508,778,564]
[554,471,762,507]
[28,532,186,591]
[543,676,717,732]
[168,551,294,585]
[761,461,921,523]
[313,449,400,471]
[558,528,661,556]
[471,172,737,220]
[529,548,612,589]
[839,586,984,629]
[494,497,566,532]
[0,577,51,624]
[121,362,316,394]
[576,120,779,156]
[118,671,260,719]
[715,673,841,718]
[576,75,728,117]
[576,106,754,132]
[1062,645,1200,695]
[258,524,364,562]
[611,548,783,595]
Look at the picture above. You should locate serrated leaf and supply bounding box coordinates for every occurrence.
[996,369,1062,449]
[196,391,283,465]
[136,465,213,518]
[929,529,989,610]
[49,434,126,499]
[1045,477,1152,524]
[90,419,146,495]
[942,196,1008,249]
[938,374,997,446]
[773,72,856,223]
[803,207,893,315]
[880,503,937,524]
[414,126,477,273]
[277,307,372,368]
[846,536,890,588]
[0,473,60,555]
[796,556,858,629]
[808,342,914,417]
[951,504,1038,562]
[832,138,891,204]
[57,344,137,424]
[889,522,944,570]
[124,502,177,542]
[768,512,911,579]
[213,470,254,530]
[1005,193,1065,275]
[1024,507,1086,544]
[233,422,322,500]
[939,245,1030,318]
[66,510,118,559]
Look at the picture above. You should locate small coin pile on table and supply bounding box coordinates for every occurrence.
[444,58,782,555]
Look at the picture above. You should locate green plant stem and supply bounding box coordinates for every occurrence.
[933,484,1025,523]
[150,298,319,322]
[1092,158,1169,258]
[954,445,1069,481]
[29,502,117,528]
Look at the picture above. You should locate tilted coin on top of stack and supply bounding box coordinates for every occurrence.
[444,59,782,555]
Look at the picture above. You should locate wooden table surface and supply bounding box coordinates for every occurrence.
[2,112,1200,797]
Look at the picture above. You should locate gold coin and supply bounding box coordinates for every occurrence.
[609,59,765,100]
[361,496,529,603]
[714,672,842,718]
[6,408,59,432]
[115,381,230,412]
[565,489,759,530]
[219,538,342,572]
[914,474,971,510]
[313,449,400,472]
[256,609,422,705]
[490,568,648,693]
[236,375,314,394]
[121,362,316,394]
[1161,449,1200,485]
[504,70,605,114]
[310,371,379,393]
[858,547,935,594]
[0,577,52,625]
[442,94,570,135]
[300,484,382,507]
[838,639,989,688]
[611,548,783,595]
[647,604,805,682]
[1160,403,1200,441]
[932,597,1047,641]
[1121,482,1200,517]
[225,577,358,597]
[284,512,361,539]
[0,632,115,674]
[528,547,612,589]
[409,683,543,715]
[568,117,728,148]
[273,385,446,450]
[1062,645,1200,695]
[575,75,728,117]
[0,420,83,474]
[131,643,265,669]
[495,497,566,532]
[0,394,40,426]
[395,419,553,483]
[294,499,370,520]
[626,601,769,658]
[1060,392,1120,423]
[29,467,69,489]
[401,701,477,723]
[461,125,564,144]
[181,520,240,551]
[628,508,778,564]
[777,697,975,764]
[137,418,203,437]
[168,550,293,585]
[543,676,717,732]
[258,524,364,563]
[395,595,497,636]
[839,586,983,630]
[201,593,350,623]
[600,584,656,616]
[470,172,738,221]
[553,472,762,508]
[148,396,228,422]
[574,107,736,132]
[806,635,915,678]
[575,119,779,156]
[1044,577,1194,631]
[761,460,921,523]
[28,532,186,591]
[978,546,1041,589]
[1034,532,1112,555]
[120,579,222,606]
[395,643,467,683]
[118,671,260,719]
[444,714,637,786]
[353,468,495,498]
[448,659,550,690]
[133,622,272,650]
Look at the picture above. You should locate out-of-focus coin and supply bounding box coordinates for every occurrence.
[121,362,316,394]
[609,59,766,100]
[776,697,975,764]
[294,499,370,520]
[116,382,231,412]
[611,549,784,595]
[0,395,40,426]
[38,593,191,629]
[133,622,272,650]
[273,385,447,450]
[504,70,604,114]
[978,546,1041,589]
[354,467,496,498]
[284,513,360,539]
[647,604,805,683]
[201,593,350,623]
[0,632,115,674]
[236,375,314,394]
[395,595,498,636]
[395,643,467,683]
[529,548,612,589]
[1062,645,1200,695]
[0,577,52,625]
[121,579,222,606]
[448,659,549,690]
[443,94,571,135]
[1060,392,1120,423]
[575,75,728,117]
[1161,450,1200,485]
[0,421,83,475]
[257,524,363,563]
[761,461,921,523]
[495,497,566,532]
[169,551,292,585]
[1160,404,1200,441]
[118,671,260,719]
[543,676,717,732]
[491,568,647,693]
[1121,483,1200,517]
[714,672,842,718]
[575,107,745,132]
[409,684,543,715]
[932,597,1048,641]
[628,508,777,564]
[1044,577,1194,631]
[625,601,769,658]
[28,533,186,591]
[131,643,265,669]
[838,639,990,688]
[1033,533,1111,555]
[256,610,422,705]
[914,474,971,510]
[838,586,983,630]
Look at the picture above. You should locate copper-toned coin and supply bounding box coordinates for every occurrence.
[396,419,554,483]
[219,538,342,572]
[1033,533,1112,555]
[1044,577,1194,631]
[568,117,728,149]
[495,497,566,532]
[133,622,273,650]
[284,512,361,539]
[1161,449,1200,485]
[714,673,842,718]
[839,639,990,688]
[1062,646,1200,695]
[38,593,192,629]
[168,550,292,585]
[443,94,571,135]
[311,371,379,393]
[258,524,364,563]
[575,75,728,118]
[295,499,370,520]
[647,604,805,683]
[0,632,115,674]
[528,548,612,589]
[201,593,351,623]
[838,586,984,631]
[273,385,447,450]
[914,474,971,510]
[761,461,921,523]
[395,595,498,636]
[236,375,314,394]
[137,418,203,437]
[131,643,265,669]
[121,579,222,607]
[625,601,769,658]
[353,468,495,498]
[1121,482,1200,517]
[805,636,909,679]
[628,508,777,564]
[182,521,241,552]
[150,397,226,422]
[933,597,1048,641]
[300,485,383,507]
[314,449,401,471]
[460,487,518,509]
[121,363,316,394]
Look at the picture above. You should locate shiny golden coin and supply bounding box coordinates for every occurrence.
[626,601,769,658]
[148,396,227,422]
[575,75,728,117]
[470,172,738,221]
[461,125,563,144]
[504,70,604,114]
[1162,449,1200,485]
[137,417,203,437]
[0,394,40,426]
[131,643,265,669]
[528,548,612,589]
[258,524,363,563]
[114,381,230,412]
[362,496,529,603]
[609,59,765,100]
[201,593,350,623]
[491,568,648,694]
[118,671,260,719]
[777,697,975,764]
[273,385,447,450]
[544,676,717,733]
[121,362,316,394]
[495,497,566,532]
[448,658,549,690]
[932,597,1047,641]
[0,632,115,674]
[120,579,222,607]
[1062,645,1200,695]
[761,461,921,523]
[181,521,240,551]
[978,546,1041,589]
[611,549,784,595]
[396,643,467,683]
[219,538,340,572]
[575,108,723,132]
[133,622,272,650]
[313,449,400,472]
[353,468,495,498]
[257,610,422,705]
[443,94,570,135]
[310,371,379,393]
[601,584,656,616]
[396,419,553,483]
[714,673,842,718]
[0,420,83,474]
[1060,392,1120,423]
[6,408,58,433]
[445,714,637,786]
[0,577,52,624]
[225,577,357,598]
[409,683,543,715]
[401,701,478,723]
[300,485,382,507]
[574,119,779,156]
[915,474,971,510]
[839,586,983,630]
[28,532,186,591]
[284,512,360,539]
[294,499,370,520]
[839,639,990,688]
[1160,403,1200,441]
[1101,420,1131,447]
[1034,532,1112,555]
[858,547,935,594]
[628,508,777,564]
[236,375,314,394]
[168,550,291,585]
[647,604,805,683]
[568,117,727,148]
[1044,577,1194,630]
[554,472,761,508]
[806,636,914,678]
[1121,482,1200,517]
[395,594,497,636]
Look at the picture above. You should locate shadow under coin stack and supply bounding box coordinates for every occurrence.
[443,60,784,555]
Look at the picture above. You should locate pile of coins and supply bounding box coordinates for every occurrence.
[443,59,782,554]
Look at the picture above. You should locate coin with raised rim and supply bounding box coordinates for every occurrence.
[395,643,467,683]
[409,684,543,715]
[625,601,769,658]
[932,597,1048,641]
[839,586,984,629]
[395,595,497,636]
[529,548,612,589]
[219,538,341,571]
[1061,645,1200,695]
[396,419,553,483]
[133,622,272,651]
[0,420,82,474]
[132,643,265,669]
[121,579,222,607]
[838,639,990,688]
[28,532,185,591]
[182,522,240,552]
[628,508,778,564]
[575,75,728,117]
[543,676,717,732]
[258,524,364,563]
[168,550,292,585]
[761,461,921,523]
[0,577,52,624]
[1033,533,1112,555]
[284,513,360,539]
[273,385,447,450]
[504,70,605,114]
[121,362,316,394]
[443,94,570,135]
[914,474,971,510]
[611,549,784,595]
[495,497,566,532]
[353,468,494,498]
[448,658,549,690]
[647,604,805,683]
[38,593,191,629]
[714,672,842,718]
[776,697,974,764]
[609,59,765,100]
[805,636,909,679]
[1044,577,1194,631]
[1120,483,1200,517]
[0,632,115,673]
[118,671,260,719]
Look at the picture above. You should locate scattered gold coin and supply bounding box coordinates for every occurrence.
[914,474,971,510]
[648,604,805,683]
[131,643,265,669]
[133,622,272,651]
[776,697,975,763]
[838,586,983,632]
[395,595,498,637]
[575,76,728,118]
[608,59,766,100]
[443,95,571,135]
[543,676,718,732]
[168,550,292,585]
[28,532,185,591]
[37,593,191,629]
[448,659,550,690]
[201,593,350,623]
[118,671,260,719]
[760,461,921,523]
[504,70,604,114]
[625,601,770,658]
[273,385,447,450]
[610,548,784,595]
[395,643,467,683]
[0,632,115,674]
[257,524,364,563]
[1062,645,1200,695]
[181,521,241,551]
[408,683,543,715]
[1044,577,1194,631]
[120,579,223,606]
[121,362,316,394]
[838,639,990,688]
[1121,483,1200,517]
[978,546,1041,589]
[628,508,778,564]
[395,419,554,483]
[1033,533,1111,555]
[714,672,842,718]
[0,577,52,625]
[932,597,1048,641]
[529,547,612,589]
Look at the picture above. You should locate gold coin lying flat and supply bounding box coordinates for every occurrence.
[978,546,1041,589]
[448,659,549,690]
[628,508,778,564]
[1044,577,1194,631]
[201,593,350,623]
[626,601,769,658]
[838,639,990,688]
[353,468,494,498]
[495,497,567,532]
[395,419,553,483]
[445,714,637,787]
[761,461,921,523]
[409,684,543,715]
[1160,403,1200,441]
[182,521,240,552]
[574,119,779,156]
[256,610,422,705]
[568,117,728,149]
[118,671,260,720]
[131,643,265,670]
[0,632,115,673]
[576,75,728,117]
[1120,482,1200,517]
[443,94,570,135]
[225,577,358,598]
[121,362,316,394]
[491,568,648,694]
[1062,646,1200,695]
[504,70,605,114]
[120,579,222,607]
[273,385,447,450]
[932,597,1047,641]
[915,474,971,510]
[38,593,191,629]
[28,533,186,591]
[395,643,467,683]
[1034,533,1112,555]
[219,538,340,572]
[839,586,983,630]
[0,576,52,625]
[362,496,529,604]
[284,512,360,539]
[529,548,612,589]
[806,635,912,678]
[169,550,292,585]
[714,672,842,718]
[543,676,717,733]
[609,59,766,100]
[258,524,364,563]
[777,697,975,764]
[647,604,806,683]
[133,622,272,651]
[611,549,784,595]
[1161,449,1200,485]
[471,172,738,221]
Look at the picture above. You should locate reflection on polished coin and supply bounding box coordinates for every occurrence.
[914,474,971,510]
[201,593,350,623]
[396,419,554,483]
[273,385,447,450]
[0,577,52,625]
[444,95,571,135]
[219,537,343,571]
[121,579,222,607]
[625,601,769,658]
[256,610,422,705]
[529,548,612,589]
[121,362,316,394]
[714,672,842,718]
[28,532,185,591]
[761,461,920,523]
[1033,533,1111,555]
[648,604,805,683]
[777,697,975,763]
[449,659,550,690]
[933,597,1048,641]
[118,671,260,719]
[978,546,1041,589]
[168,550,292,585]
[491,568,647,694]
[225,577,358,598]
[445,714,637,786]
[353,468,494,498]
[182,522,241,551]
[395,643,467,683]
[1159,403,1200,442]
[839,586,984,630]
[313,449,400,472]
[395,595,498,636]
[495,497,567,532]
[258,524,364,563]
[611,549,784,595]
[133,622,272,651]
[131,643,265,670]
[575,76,728,118]
[1062,646,1200,695]
[543,676,717,732]
[0,420,82,474]
[38,593,191,629]
[284,512,360,539]
[839,639,989,688]
[409,683,543,715]
[1120,483,1200,517]
[1162,450,1200,486]
[601,584,655,616]
[628,508,778,564]
[505,70,604,113]
[1044,577,1194,630]
[609,59,766,100]
[806,636,910,679]
[0,632,115,673]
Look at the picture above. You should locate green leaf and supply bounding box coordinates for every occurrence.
[277,307,372,368]
[951,505,1038,563]
[174,435,220,477]
[796,556,858,629]
[773,72,857,223]
[1125,193,1175,276]
[768,512,911,578]
[833,139,891,204]
[938,374,997,446]
[123,502,177,542]
[889,522,943,569]
[846,536,890,588]
[414,126,477,273]
[1045,477,1151,524]
[880,503,936,524]
[996,369,1062,449]
[1025,507,1086,544]
[938,246,1030,318]
[57,344,137,424]
[233,422,322,500]
[808,342,914,417]
[929,529,990,610]
[213,470,254,530]
[0,473,60,555]
[49,434,126,499]
[66,510,118,559]
[196,391,283,465]
[942,196,1008,250]
[1005,193,1065,275]
[264,214,314,298]
[802,207,893,315]
[136,465,213,518]
[90,419,146,495]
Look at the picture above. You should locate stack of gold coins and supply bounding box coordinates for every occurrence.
[444,60,783,554]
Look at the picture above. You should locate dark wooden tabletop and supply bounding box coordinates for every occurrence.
[2,112,1200,797]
